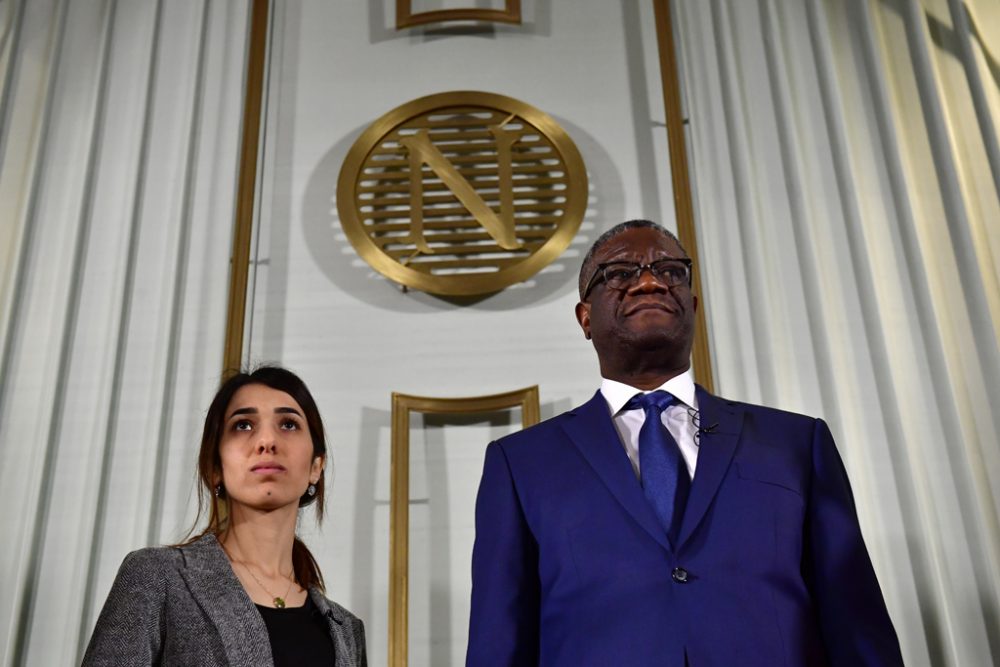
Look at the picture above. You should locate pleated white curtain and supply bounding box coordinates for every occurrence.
[674,0,1000,664]
[0,1,248,664]
[2,0,997,665]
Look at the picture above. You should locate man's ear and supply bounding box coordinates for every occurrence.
[575,302,592,340]
[693,294,699,313]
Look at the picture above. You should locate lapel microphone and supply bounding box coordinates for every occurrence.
[699,422,719,434]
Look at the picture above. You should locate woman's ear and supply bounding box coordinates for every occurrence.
[310,455,325,484]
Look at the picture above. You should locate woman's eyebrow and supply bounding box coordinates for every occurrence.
[275,407,303,417]
[227,407,258,419]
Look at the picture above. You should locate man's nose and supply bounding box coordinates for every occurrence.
[630,266,669,293]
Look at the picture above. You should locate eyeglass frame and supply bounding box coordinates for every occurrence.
[582,257,693,301]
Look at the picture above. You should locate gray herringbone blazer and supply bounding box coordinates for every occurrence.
[83,534,366,666]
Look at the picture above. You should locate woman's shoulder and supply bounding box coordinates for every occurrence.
[123,543,182,563]
[117,543,184,574]
[106,545,185,597]
[116,534,219,580]
[122,546,187,570]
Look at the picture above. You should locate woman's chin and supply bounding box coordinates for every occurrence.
[230,494,300,515]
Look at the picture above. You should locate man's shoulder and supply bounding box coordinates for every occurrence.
[495,409,575,444]
[491,393,603,450]
[721,395,818,421]
[706,390,825,441]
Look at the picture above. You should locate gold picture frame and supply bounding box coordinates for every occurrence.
[396,0,521,29]
[389,386,541,667]
[336,90,588,297]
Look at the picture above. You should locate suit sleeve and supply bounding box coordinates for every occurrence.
[805,419,904,666]
[354,616,368,667]
[82,550,166,666]
[466,441,540,667]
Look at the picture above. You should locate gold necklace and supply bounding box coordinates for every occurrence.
[222,534,297,608]
[240,562,295,608]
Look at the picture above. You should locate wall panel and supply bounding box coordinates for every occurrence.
[0,2,249,664]
[675,0,1000,664]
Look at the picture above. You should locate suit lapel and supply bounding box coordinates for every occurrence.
[676,387,744,549]
[561,392,672,552]
[310,590,356,667]
[178,535,271,666]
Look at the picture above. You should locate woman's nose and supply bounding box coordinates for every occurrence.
[255,428,278,453]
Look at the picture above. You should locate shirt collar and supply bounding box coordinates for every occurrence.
[600,369,697,415]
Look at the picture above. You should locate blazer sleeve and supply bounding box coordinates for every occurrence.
[355,616,368,667]
[805,419,904,666]
[466,441,540,667]
[82,549,167,666]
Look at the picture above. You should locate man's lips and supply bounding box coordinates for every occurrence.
[622,300,678,317]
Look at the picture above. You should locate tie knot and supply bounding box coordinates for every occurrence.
[624,390,675,415]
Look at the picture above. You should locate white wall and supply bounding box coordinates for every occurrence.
[246,2,677,665]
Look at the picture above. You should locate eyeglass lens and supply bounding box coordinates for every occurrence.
[603,260,689,289]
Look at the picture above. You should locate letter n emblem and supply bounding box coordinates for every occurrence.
[338,92,588,296]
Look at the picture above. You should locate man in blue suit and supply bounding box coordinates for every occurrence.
[466,220,903,666]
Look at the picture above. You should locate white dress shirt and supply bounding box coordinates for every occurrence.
[600,369,700,480]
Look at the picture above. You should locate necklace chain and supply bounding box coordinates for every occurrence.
[241,562,295,609]
[222,533,296,608]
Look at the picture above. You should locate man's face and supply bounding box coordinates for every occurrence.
[575,227,698,362]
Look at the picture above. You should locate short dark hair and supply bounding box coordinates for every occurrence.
[578,220,686,299]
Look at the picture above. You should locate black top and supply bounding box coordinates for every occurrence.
[255,595,336,666]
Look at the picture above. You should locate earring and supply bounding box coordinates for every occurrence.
[307,483,317,497]
[214,484,223,498]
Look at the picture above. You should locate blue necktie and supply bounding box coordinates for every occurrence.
[624,391,690,542]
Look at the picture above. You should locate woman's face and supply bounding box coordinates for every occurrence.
[217,383,323,514]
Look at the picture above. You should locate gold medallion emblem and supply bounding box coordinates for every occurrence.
[337,91,587,296]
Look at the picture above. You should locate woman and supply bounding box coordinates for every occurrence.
[84,366,366,666]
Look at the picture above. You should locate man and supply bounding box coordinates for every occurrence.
[466,220,903,666]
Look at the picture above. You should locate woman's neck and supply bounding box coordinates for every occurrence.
[221,504,298,577]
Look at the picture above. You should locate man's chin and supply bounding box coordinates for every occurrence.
[621,327,685,351]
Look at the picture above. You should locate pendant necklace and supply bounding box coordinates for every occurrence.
[242,563,295,608]
[222,535,296,608]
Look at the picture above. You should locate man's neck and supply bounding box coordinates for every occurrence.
[600,365,689,391]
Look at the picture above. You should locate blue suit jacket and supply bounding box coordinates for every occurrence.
[466,387,903,666]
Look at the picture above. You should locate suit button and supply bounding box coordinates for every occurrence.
[672,567,689,583]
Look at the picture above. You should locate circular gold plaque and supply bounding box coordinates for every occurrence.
[337,91,588,296]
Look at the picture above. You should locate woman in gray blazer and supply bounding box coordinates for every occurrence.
[84,366,366,666]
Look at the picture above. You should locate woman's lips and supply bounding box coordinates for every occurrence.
[251,463,286,474]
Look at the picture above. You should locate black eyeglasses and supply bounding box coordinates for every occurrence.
[582,258,692,300]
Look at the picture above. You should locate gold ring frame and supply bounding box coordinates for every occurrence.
[396,0,521,29]
[337,91,588,296]
[389,387,541,667]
